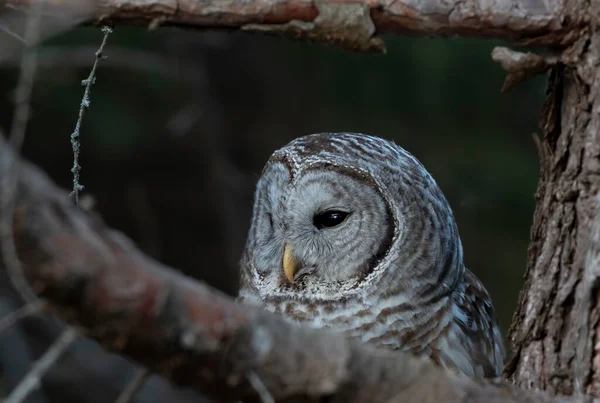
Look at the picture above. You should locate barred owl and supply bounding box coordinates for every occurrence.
[238,133,505,378]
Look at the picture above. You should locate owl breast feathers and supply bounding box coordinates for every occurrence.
[238,132,505,378]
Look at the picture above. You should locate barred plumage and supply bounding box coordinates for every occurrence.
[238,132,505,378]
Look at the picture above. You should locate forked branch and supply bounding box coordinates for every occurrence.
[1,143,597,403]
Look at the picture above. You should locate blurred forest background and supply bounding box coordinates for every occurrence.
[0,27,544,402]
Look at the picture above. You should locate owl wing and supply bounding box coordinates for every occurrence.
[431,269,505,378]
[357,269,504,378]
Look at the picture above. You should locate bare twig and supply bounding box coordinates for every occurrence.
[247,371,275,403]
[0,46,208,89]
[69,25,112,204]
[491,47,559,92]
[3,154,597,403]
[5,327,78,403]
[115,368,150,403]
[0,24,27,44]
[1,0,43,304]
[0,0,96,62]
[0,300,46,333]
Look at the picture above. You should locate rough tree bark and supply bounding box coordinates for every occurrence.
[0,142,595,403]
[1,0,599,401]
[2,0,583,52]
[504,7,600,398]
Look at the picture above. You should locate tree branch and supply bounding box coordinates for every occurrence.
[4,0,583,52]
[1,144,597,403]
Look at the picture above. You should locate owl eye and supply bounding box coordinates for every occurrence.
[313,210,350,229]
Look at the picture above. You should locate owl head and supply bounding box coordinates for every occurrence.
[239,133,465,304]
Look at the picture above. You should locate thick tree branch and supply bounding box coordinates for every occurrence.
[1,145,597,403]
[3,0,583,52]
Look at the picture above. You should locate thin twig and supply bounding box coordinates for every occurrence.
[0,300,46,334]
[69,25,112,204]
[0,23,27,44]
[115,368,149,403]
[0,46,208,89]
[247,371,275,403]
[5,327,78,403]
[0,0,44,303]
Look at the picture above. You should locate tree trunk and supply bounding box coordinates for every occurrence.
[505,24,600,396]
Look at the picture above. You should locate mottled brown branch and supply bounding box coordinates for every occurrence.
[3,0,584,53]
[1,144,597,403]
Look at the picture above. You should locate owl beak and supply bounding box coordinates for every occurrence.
[283,243,298,283]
